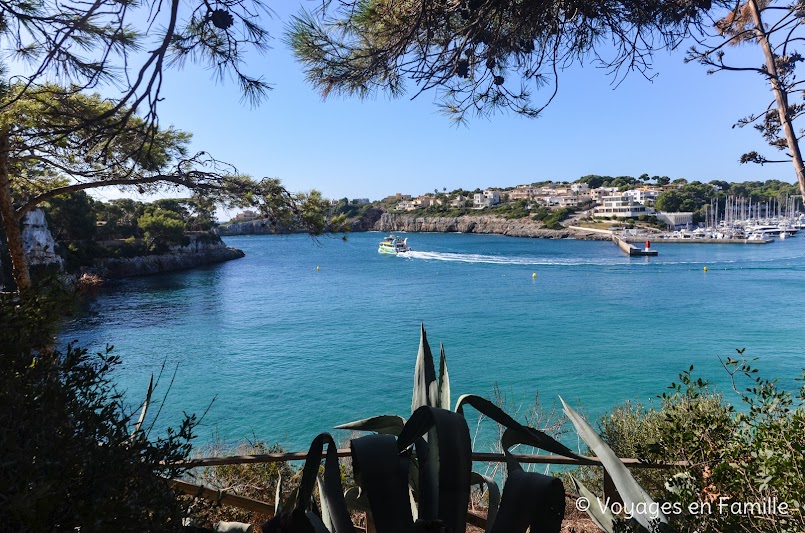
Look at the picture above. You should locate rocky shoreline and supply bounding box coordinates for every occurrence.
[373,213,611,240]
[81,235,244,280]
[219,211,613,241]
[82,247,244,280]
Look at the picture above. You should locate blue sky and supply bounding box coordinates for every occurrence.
[97,3,796,209]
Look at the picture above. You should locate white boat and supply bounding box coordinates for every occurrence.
[746,231,773,242]
[378,235,411,255]
[746,224,799,237]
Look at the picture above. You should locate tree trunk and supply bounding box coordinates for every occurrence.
[0,127,31,293]
[747,0,805,204]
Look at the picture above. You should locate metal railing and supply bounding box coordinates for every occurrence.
[172,450,687,530]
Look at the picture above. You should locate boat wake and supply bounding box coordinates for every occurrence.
[400,250,614,266]
[400,250,805,269]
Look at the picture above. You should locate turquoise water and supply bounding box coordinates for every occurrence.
[61,232,805,451]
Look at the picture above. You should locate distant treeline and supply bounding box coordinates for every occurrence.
[43,192,218,268]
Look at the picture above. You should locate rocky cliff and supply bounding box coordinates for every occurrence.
[22,209,65,268]
[83,235,244,279]
[1,209,65,290]
[373,213,610,240]
[217,209,610,240]
[218,208,384,235]
[218,218,285,235]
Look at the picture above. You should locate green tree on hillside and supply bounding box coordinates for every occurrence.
[0,85,330,292]
[44,192,98,242]
[0,0,323,294]
[138,210,188,252]
[94,199,147,240]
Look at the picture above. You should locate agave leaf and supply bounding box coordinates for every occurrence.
[571,476,615,533]
[283,487,297,517]
[470,472,501,533]
[350,433,414,531]
[274,474,283,515]
[490,459,565,533]
[317,475,332,531]
[335,415,405,436]
[294,433,353,532]
[437,343,450,410]
[397,406,472,532]
[560,397,668,529]
[412,323,438,413]
[343,486,371,513]
[129,374,153,441]
[409,486,418,522]
[304,510,331,532]
[455,394,583,459]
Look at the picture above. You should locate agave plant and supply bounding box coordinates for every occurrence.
[265,325,664,533]
[561,398,670,533]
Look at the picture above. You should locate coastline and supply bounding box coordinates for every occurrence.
[219,211,614,241]
[80,234,245,280]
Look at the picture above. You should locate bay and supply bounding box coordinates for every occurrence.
[60,232,805,451]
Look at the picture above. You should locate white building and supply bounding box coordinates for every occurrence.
[473,189,501,208]
[594,195,655,218]
[590,187,620,201]
[234,210,258,221]
[656,211,693,229]
[508,187,536,201]
[624,188,661,206]
[449,195,470,208]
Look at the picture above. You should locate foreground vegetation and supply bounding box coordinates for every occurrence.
[0,289,196,531]
[2,282,802,533]
[186,332,804,533]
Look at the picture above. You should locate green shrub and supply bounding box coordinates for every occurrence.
[573,358,805,532]
[187,441,297,527]
[0,291,196,531]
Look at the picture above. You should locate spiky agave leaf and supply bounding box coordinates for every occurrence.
[490,455,565,533]
[560,397,668,530]
[412,323,438,413]
[343,486,371,513]
[455,394,582,459]
[292,433,353,532]
[274,474,283,515]
[335,414,405,435]
[129,374,153,442]
[470,472,501,533]
[317,475,332,531]
[437,342,450,410]
[571,476,615,533]
[350,433,414,530]
[397,405,472,532]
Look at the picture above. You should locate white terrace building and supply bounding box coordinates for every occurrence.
[624,187,662,206]
[590,187,620,201]
[473,189,501,208]
[507,187,536,201]
[545,194,592,208]
[594,195,655,218]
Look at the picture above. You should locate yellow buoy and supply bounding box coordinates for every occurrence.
[703,266,708,272]
[532,272,537,279]
[316,266,320,271]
